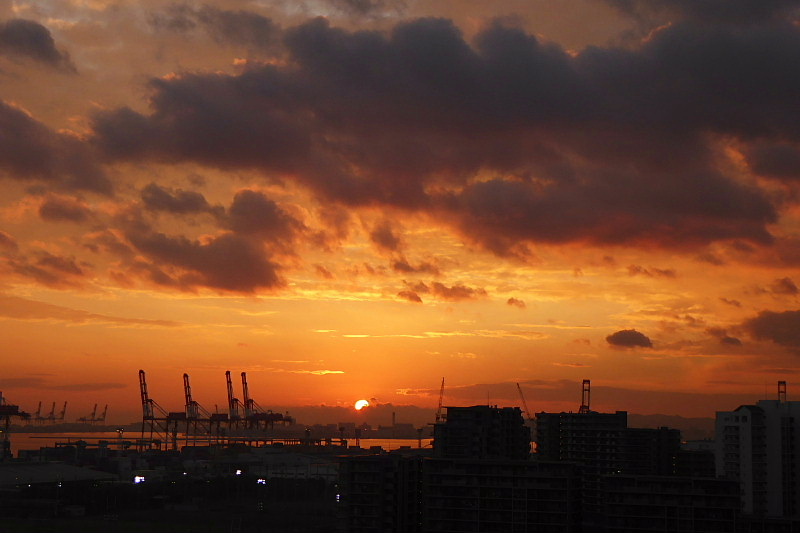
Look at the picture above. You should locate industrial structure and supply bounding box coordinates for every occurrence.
[138,370,295,451]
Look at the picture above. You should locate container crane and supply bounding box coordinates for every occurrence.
[139,369,172,450]
[79,404,98,423]
[45,401,56,423]
[33,401,43,424]
[57,401,67,423]
[241,372,290,429]
[225,370,242,423]
[96,404,108,423]
[0,392,30,460]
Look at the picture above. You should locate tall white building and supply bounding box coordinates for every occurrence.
[716,396,800,517]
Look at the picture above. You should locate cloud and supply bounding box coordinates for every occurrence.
[744,141,800,181]
[430,281,487,301]
[125,229,285,293]
[370,221,403,252]
[329,0,407,17]
[507,297,526,309]
[48,382,127,391]
[391,258,439,275]
[0,19,74,70]
[89,14,800,256]
[224,190,306,253]
[769,277,799,295]
[743,309,800,350]
[397,290,422,303]
[150,6,280,51]
[627,265,677,278]
[0,101,110,194]
[0,294,182,327]
[706,327,742,347]
[141,183,218,215]
[604,0,800,26]
[720,297,742,307]
[606,329,653,348]
[38,196,93,223]
[0,230,18,251]
[8,251,88,288]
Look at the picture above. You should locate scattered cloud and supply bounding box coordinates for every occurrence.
[507,297,526,309]
[606,329,653,348]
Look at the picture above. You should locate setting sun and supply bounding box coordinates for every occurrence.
[354,400,370,411]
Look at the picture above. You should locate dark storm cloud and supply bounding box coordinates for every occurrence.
[39,196,92,223]
[91,14,800,254]
[605,0,800,25]
[744,141,800,180]
[0,101,110,194]
[606,329,653,348]
[0,19,74,69]
[125,229,284,292]
[744,309,800,349]
[141,183,218,215]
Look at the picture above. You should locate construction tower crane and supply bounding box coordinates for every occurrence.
[435,377,445,423]
[516,383,532,422]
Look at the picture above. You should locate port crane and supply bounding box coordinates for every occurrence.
[0,392,30,460]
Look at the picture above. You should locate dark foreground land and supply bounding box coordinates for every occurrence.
[2,502,336,533]
[1,476,337,533]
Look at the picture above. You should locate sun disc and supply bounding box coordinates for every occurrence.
[354,399,370,410]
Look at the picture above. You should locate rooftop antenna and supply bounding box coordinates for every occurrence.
[779,380,787,403]
[579,379,591,414]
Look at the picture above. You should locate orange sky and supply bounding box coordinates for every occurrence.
[1,0,800,424]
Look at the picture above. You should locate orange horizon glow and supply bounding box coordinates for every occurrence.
[1,1,799,427]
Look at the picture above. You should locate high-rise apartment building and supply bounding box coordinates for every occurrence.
[715,397,800,518]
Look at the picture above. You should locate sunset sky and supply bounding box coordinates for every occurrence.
[1,0,800,425]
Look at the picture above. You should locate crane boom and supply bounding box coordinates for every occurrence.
[184,373,199,419]
[516,383,532,421]
[139,370,154,419]
[241,372,253,418]
[435,377,445,423]
[226,371,240,419]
